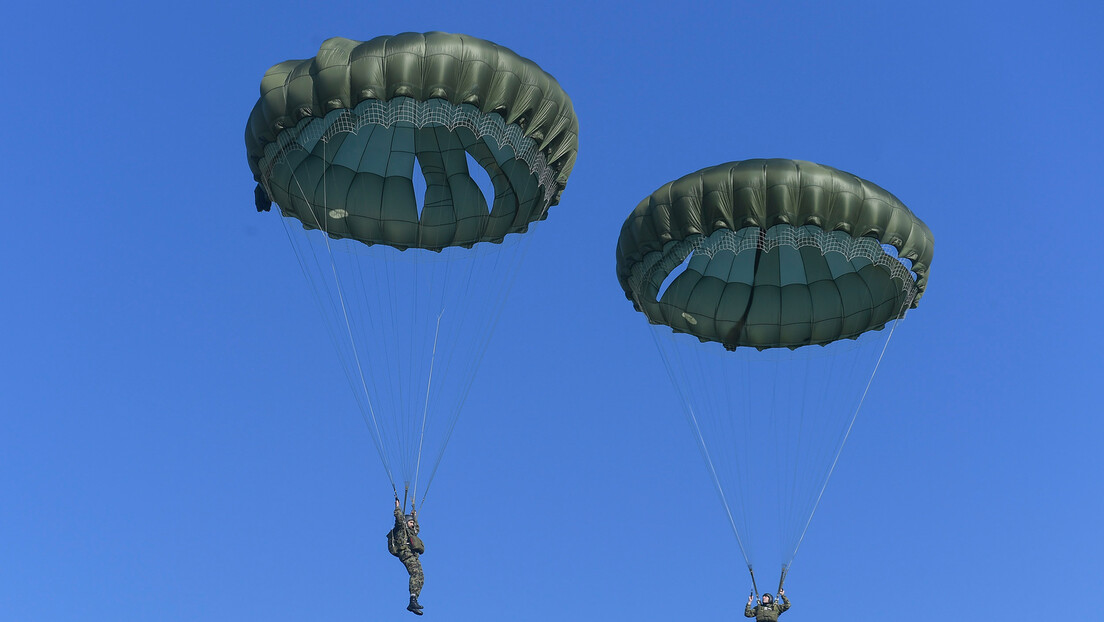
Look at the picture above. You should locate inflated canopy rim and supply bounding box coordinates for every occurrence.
[616,159,934,306]
[258,97,555,250]
[629,225,918,350]
[245,32,578,205]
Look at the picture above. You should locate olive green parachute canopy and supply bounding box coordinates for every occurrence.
[616,159,934,350]
[245,32,579,250]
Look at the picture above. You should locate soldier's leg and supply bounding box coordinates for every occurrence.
[402,555,424,597]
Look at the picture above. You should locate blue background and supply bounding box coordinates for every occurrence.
[2,1,1101,620]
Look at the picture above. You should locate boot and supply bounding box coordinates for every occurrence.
[407,595,423,615]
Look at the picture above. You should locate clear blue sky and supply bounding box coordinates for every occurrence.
[2,1,1101,620]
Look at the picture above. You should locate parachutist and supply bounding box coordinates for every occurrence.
[248,36,578,536]
[745,589,790,621]
[389,498,425,615]
[616,159,934,585]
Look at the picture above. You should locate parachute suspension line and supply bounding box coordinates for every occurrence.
[278,217,381,454]
[722,229,767,559]
[787,297,911,565]
[319,147,396,486]
[690,403,750,565]
[411,242,461,509]
[770,345,782,556]
[286,164,395,488]
[350,241,398,469]
[277,238,377,440]
[781,353,812,565]
[411,308,445,507]
[650,325,752,569]
[733,346,757,554]
[418,220,540,508]
[406,229,422,485]
[379,240,407,481]
[782,339,856,563]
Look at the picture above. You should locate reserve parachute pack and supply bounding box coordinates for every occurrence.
[387,528,425,557]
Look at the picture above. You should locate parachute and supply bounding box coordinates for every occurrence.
[616,159,933,590]
[246,33,578,507]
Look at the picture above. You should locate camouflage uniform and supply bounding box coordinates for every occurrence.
[388,506,425,597]
[744,594,790,621]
